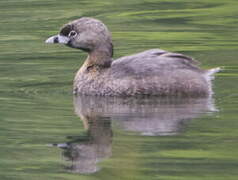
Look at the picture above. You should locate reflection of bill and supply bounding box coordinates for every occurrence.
[52,96,217,174]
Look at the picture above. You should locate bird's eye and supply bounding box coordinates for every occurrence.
[68,31,77,37]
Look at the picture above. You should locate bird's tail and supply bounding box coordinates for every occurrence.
[204,67,221,81]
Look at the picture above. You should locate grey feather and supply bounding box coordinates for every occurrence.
[45,17,220,97]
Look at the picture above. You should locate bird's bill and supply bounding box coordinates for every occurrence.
[45,34,70,44]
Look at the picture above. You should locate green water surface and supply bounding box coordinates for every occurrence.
[0,0,238,179]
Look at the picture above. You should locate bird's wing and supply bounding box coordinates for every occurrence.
[111,49,203,78]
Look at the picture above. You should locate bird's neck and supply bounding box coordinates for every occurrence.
[81,45,113,72]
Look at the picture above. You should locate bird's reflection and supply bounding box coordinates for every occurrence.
[53,96,216,174]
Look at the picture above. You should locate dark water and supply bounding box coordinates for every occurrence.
[0,0,238,179]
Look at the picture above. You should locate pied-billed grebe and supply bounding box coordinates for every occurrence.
[45,17,220,97]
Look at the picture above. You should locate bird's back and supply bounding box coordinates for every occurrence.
[110,49,204,79]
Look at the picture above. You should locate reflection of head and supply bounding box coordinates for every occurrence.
[74,96,216,136]
[55,115,112,174]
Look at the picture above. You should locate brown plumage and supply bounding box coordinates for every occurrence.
[45,17,220,97]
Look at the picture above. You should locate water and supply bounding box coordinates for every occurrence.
[0,0,238,179]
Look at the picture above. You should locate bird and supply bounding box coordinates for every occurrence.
[45,17,220,97]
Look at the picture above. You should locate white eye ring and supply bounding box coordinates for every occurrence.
[68,30,77,37]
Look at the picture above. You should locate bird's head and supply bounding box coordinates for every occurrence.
[45,17,113,56]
